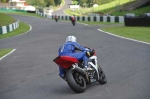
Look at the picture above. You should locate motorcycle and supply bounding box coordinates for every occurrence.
[55,17,58,22]
[70,16,76,26]
[53,48,107,93]
[71,20,76,26]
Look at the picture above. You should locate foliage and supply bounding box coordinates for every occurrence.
[26,0,46,7]
[0,0,8,3]
[78,0,116,7]
[45,0,55,7]
[54,0,61,6]
[26,0,61,7]
[80,0,131,13]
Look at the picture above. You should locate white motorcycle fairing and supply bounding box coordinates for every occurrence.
[88,56,99,81]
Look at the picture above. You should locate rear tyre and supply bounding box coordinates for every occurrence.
[72,21,75,26]
[66,69,86,93]
[98,66,107,84]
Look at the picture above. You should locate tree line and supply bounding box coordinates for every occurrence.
[0,0,115,7]
[26,0,62,7]
[0,0,9,3]
[76,0,116,7]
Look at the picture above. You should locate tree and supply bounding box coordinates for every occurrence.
[54,0,61,6]
[80,0,88,6]
[1,0,6,3]
[26,0,36,5]
[45,0,55,7]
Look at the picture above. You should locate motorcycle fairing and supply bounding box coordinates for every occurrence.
[53,56,79,69]
[88,56,99,80]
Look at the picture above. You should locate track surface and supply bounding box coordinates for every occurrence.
[0,15,150,99]
[52,0,71,15]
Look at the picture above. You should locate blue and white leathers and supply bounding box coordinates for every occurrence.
[58,41,88,76]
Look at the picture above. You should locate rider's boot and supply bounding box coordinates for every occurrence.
[59,74,66,80]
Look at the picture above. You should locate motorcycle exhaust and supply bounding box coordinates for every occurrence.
[72,65,89,82]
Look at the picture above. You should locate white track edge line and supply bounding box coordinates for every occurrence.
[98,29,150,45]
[0,49,16,61]
[77,22,88,25]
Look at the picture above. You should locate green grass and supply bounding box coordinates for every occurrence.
[0,48,13,58]
[72,1,78,5]
[112,6,150,16]
[79,21,124,25]
[0,13,16,26]
[93,1,136,14]
[0,13,30,59]
[64,9,83,16]
[0,12,44,18]
[101,26,150,43]
[64,0,132,16]
[80,0,131,13]
[0,21,30,39]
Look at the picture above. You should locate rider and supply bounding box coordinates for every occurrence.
[58,36,91,78]
[70,15,76,22]
[54,15,58,19]
[54,15,58,21]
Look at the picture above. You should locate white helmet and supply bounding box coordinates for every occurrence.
[66,36,76,42]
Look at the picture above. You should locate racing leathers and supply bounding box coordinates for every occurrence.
[58,41,88,77]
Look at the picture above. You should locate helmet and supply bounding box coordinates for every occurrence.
[66,36,76,42]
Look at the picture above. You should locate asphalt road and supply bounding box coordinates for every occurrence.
[0,15,150,99]
[52,0,72,15]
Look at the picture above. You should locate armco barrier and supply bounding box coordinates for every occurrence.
[36,11,124,23]
[0,20,19,34]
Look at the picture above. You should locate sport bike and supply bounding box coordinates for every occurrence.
[71,20,76,26]
[55,17,58,22]
[53,48,107,93]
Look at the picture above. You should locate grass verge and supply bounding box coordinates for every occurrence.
[80,0,131,13]
[101,26,150,43]
[0,48,13,59]
[79,21,124,25]
[112,6,150,16]
[0,12,44,18]
[78,21,150,44]
[64,0,131,16]
[64,9,83,16]
[0,13,16,26]
[0,21,30,39]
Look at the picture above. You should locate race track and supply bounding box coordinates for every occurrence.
[0,15,150,99]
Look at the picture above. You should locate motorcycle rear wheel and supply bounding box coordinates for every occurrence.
[98,66,107,84]
[66,69,86,93]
